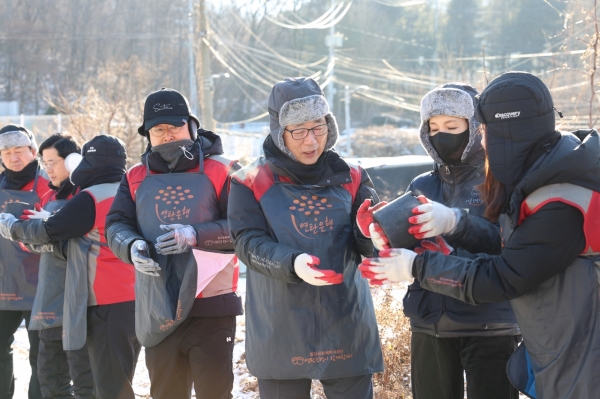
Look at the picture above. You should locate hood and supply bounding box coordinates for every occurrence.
[475,72,556,189]
[267,77,338,160]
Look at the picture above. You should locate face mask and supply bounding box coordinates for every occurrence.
[430,128,469,166]
[152,139,194,169]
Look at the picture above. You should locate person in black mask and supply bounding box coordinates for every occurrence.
[106,88,242,399]
[0,124,48,399]
[0,134,139,399]
[365,84,520,399]
[360,72,600,398]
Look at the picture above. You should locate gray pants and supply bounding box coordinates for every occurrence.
[257,374,373,399]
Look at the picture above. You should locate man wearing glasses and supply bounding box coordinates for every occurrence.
[0,125,48,399]
[106,88,242,399]
[227,78,384,399]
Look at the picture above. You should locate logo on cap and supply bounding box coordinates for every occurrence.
[495,111,521,119]
[87,146,96,153]
[153,103,173,112]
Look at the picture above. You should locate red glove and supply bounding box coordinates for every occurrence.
[294,254,344,286]
[369,222,391,250]
[413,235,453,255]
[356,199,388,238]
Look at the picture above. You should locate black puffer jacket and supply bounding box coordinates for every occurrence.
[405,135,518,337]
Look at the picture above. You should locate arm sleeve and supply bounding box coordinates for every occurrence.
[227,178,303,284]
[105,174,146,264]
[414,202,586,304]
[192,162,241,253]
[10,193,96,244]
[444,209,502,255]
[352,167,380,257]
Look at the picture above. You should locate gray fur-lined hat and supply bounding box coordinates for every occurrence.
[0,124,38,152]
[268,77,338,160]
[419,83,480,165]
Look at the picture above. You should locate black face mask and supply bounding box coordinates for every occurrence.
[430,129,470,166]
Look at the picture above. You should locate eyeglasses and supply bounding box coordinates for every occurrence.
[149,124,185,138]
[284,124,328,140]
[41,159,64,170]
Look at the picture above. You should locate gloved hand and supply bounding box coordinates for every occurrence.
[21,203,51,220]
[154,224,197,255]
[369,222,390,250]
[356,199,388,238]
[414,235,454,255]
[0,213,18,240]
[29,244,54,253]
[408,196,459,239]
[131,240,161,277]
[358,248,417,286]
[294,253,344,286]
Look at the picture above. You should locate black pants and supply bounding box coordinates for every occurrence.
[411,332,519,399]
[86,301,140,399]
[38,327,94,399]
[257,374,373,399]
[145,315,236,399]
[0,310,41,399]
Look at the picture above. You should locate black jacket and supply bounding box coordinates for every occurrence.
[405,137,518,337]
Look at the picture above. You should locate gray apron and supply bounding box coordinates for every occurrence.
[245,175,384,379]
[29,198,69,330]
[134,150,221,347]
[62,183,118,351]
[0,172,41,311]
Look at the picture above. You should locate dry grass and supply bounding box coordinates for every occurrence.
[372,285,413,399]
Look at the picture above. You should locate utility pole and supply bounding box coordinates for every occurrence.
[187,0,198,116]
[326,18,336,112]
[198,0,215,131]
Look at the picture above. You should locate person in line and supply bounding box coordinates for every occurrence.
[105,88,242,399]
[228,77,384,399]
[0,124,48,399]
[0,135,139,399]
[19,133,94,399]
[389,83,520,399]
[360,72,600,399]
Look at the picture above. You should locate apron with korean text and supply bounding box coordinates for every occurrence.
[134,150,231,347]
[0,172,41,310]
[245,175,384,379]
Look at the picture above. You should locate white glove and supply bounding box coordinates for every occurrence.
[131,240,161,277]
[154,224,197,255]
[408,196,459,239]
[21,206,51,220]
[358,248,417,285]
[369,223,390,251]
[0,213,18,240]
[293,253,343,286]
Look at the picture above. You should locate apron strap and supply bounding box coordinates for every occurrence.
[32,167,40,192]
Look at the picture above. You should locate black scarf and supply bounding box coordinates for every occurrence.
[49,178,74,200]
[263,135,329,185]
[1,160,39,190]
[71,156,126,193]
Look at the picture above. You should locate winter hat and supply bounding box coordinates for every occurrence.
[0,125,38,152]
[268,77,339,160]
[70,134,127,191]
[475,71,556,187]
[138,88,200,140]
[419,83,480,165]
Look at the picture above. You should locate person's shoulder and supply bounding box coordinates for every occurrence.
[232,157,271,188]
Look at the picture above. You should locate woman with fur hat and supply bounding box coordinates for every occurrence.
[366,83,520,399]
[359,72,600,398]
[228,77,383,399]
